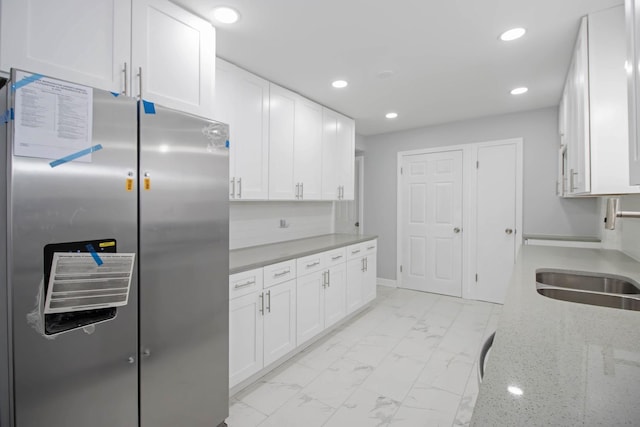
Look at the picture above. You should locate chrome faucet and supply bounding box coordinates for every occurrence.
[605,198,640,230]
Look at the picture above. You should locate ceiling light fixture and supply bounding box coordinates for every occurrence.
[385,112,398,119]
[332,80,348,89]
[510,87,528,95]
[508,385,524,396]
[212,6,240,24]
[500,28,526,42]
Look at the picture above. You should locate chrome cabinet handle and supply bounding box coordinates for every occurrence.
[367,245,375,250]
[237,177,242,199]
[351,249,360,255]
[327,269,331,287]
[122,62,128,95]
[361,258,366,272]
[505,228,513,235]
[570,168,578,192]
[266,290,271,313]
[453,227,461,234]
[274,269,290,278]
[259,293,264,315]
[234,279,255,289]
[137,66,143,99]
[365,257,368,271]
[478,332,495,383]
[230,178,236,199]
[301,182,304,199]
[295,183,300,199]
[306,261,320,268]
[331,255,343,260]
[322,271,327,288]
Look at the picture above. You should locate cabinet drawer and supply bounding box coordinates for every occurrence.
[324,248,346,267]
[346,243,365,260]
[264,259,296,288]
[229,268,263,299]
[297,252,325,276]
[363,239,377,255]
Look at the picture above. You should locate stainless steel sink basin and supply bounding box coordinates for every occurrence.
[536,271,640,294]
[537,287,640,312]
[535,270,640,312]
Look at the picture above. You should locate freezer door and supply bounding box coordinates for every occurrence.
[8,72,139,427]
[138,103,229,427]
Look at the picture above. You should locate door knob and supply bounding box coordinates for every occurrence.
[453,227,461,233]
[505,228,513,235]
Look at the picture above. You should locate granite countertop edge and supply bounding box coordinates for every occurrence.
[229,233,378,274]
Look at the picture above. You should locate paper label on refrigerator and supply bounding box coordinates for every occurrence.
[13,70,94,162]
[43,253,136,314]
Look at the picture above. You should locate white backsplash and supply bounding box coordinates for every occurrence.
[230,201,335,249]
[599,195,640,261]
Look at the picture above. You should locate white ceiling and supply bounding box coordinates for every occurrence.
[176,0,623,136]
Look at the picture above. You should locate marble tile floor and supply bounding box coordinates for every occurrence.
[228,286,501,427]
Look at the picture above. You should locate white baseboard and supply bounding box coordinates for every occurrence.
[377,278,397,288]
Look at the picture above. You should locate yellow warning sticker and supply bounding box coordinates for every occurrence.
[126,178,134,192]
[144,177,151,191]
[99,241,116,248]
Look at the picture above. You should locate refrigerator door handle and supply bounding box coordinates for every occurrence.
[122,62,128,96]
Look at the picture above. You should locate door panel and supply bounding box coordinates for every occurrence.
[325,264,347,328]
[296,272,324,346]
[401,151,463,296]
[263,280,296,366]
[139,104,229,427]
[475,144,518,303]
[9,85,138,427]
[346,258,363,314]
[229,293,264,388]
[268,85,296,200]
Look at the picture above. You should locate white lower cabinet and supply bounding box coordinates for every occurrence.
[263,279,297,366]
[229,239,376,389]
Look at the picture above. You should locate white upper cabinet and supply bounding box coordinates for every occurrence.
[561,6,640,196]
[132,0,215,119]
[626,0,640,185]
[268,84,297,200]
[0,0,131,93]
[214,59,270,200]
[1,0,215,119]
[293,96,323,200]
[322,108,355,200]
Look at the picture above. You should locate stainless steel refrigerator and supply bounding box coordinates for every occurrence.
[0,69,229,427]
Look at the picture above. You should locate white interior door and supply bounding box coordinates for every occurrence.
[475,143,519,303]
[401,151,463,297]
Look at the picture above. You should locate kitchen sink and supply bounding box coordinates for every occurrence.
[536,271,640,294]
[536,270,640,312]
[537,287,640,312]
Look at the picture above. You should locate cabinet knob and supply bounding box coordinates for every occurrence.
[453,227,461,234]
[505,228,513,235]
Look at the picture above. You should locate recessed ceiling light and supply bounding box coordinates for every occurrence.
[212,6,240,24]
[385,112,398,119]
[508,385,524,396]
[510,87,528,95]
[332,80,348,89]
[500,28,526,42]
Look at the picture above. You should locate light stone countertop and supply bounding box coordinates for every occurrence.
[229,233,377,274]
[471,246,640,426]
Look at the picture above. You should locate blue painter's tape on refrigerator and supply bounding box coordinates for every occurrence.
[111,92,120,97]
[11,73,43,91]
[85,244,104,266]
[1,108,13,124]
[142,100,156,114]
[225,140,230,148]
[49,144,104,168]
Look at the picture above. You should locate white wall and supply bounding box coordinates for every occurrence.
[362,107,602,280]
[230,201,334,249]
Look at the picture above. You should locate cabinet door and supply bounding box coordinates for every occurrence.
[568,17,591,194]
[233,68,270,199]
[321,109,340,199]
[346,258,364,314]
[629,0,640,184]
[0,0,130,93]
[337,113,356,200]
[296,271,325,346]
[294,97,323,200]
[229,292,264,388]
[132,0,215,118]
[362,254,377,304]
[263,280,296,366]
[212,59,236,193]
[269,84,296,200]
[324,264,347,328]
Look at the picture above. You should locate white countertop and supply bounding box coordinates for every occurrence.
[229,233,377,274]
[471,246,640,426]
